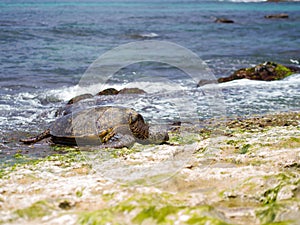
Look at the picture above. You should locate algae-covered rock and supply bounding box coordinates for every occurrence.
[2,111,300,225]
[218,62,299,83]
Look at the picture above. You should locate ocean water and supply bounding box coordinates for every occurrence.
[1,0,300,162]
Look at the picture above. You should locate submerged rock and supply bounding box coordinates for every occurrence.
[218,61,299,83]
[215,18,234,23]
[265,13,289,19]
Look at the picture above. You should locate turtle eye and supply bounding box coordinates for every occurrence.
[128,113,135,124]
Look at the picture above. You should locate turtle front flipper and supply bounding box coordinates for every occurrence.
[99,134,136,149]
[20,129,51,144]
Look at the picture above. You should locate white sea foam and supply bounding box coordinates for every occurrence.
[218,73,300,88]
[48,79,189,102]
[1,73,298,131]
[139,32,159,38]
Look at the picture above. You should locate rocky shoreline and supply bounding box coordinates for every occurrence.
[217,61,300,83]
[0,111,299,225]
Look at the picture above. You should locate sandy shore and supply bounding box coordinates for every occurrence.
[0,112,299,225]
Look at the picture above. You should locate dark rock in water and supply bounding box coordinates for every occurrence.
[169,121,181,132]
[97,87,146,95]
[264,13,289,19]
[56,93,93,117]
[97,88,119,96]
[56,87,147,117]
[118,88,146,95]
[67,93,93,105]
[218,61,298,83]
[215,18,234,23]
[55,93,93,117]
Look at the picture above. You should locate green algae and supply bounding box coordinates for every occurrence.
[169,132,202,145]
[78,209,117,225]
[264,222,293,225]
[220,169,300,225]
[243,62,293,81]
[259,136,300,150]
[132,205,182,224]
[260,173,299,205]
[0,148,85,180]
[13,152,25,159]
[256,202,298,225]
[255,173,300,224]
[111,146,141,158]
[239,144,251,154]
[78,193,231,225]
[15,200,54,220]
[274,64,293,80]
[256,203,283,225]
[76,188,84,198]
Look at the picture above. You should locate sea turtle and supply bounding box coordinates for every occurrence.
[20,106,169,148]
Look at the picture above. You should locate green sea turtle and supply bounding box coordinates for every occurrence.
[20,106,169,148]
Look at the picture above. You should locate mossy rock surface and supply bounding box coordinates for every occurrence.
[1,111,300,225]
[218,62,299,83]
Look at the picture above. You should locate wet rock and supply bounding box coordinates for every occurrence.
[215,18,234,23]
[55,87,147,117]
[97,87,146,95]
[265,13,289,19]
[58,200,73,210]
[67,93,93,105]
[118,88,146,95]
[97,88,119,96]
[55,93,93,117]
[226,112,300,130]
[218,61,298,83]
[197,79,217,87]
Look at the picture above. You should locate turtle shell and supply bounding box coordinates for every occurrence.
[50,106,142,145]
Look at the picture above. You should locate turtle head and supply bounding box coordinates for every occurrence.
[146,125,169,144]
[129,112,169,144]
